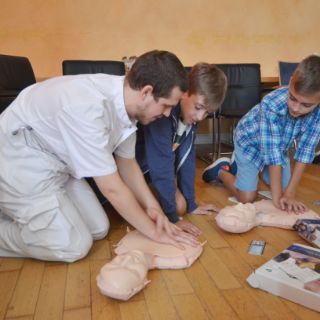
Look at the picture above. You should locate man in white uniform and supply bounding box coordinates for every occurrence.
[0,50,199,262]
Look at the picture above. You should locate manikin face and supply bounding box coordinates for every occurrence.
[97,250,150,301]
[136,86,184,124]
[105,250,148,279]
[216,202,257,233]
[287,81,320,118]
[180,93,210,125]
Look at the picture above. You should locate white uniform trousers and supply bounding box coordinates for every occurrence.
[0,126,110,262]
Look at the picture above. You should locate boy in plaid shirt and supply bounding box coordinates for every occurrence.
[203,55,320,214]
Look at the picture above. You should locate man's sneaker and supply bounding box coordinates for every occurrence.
[230,152,237,175]
[202,157,231,183]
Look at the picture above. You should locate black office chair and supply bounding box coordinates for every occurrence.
[62,60,125,76]
[0,54,36,113]
[278,61,298,86]
[62,59,126,204]
[209,63,261,161]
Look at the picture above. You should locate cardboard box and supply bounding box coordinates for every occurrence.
[247,243,320,312]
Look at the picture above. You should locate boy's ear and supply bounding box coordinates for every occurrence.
[140,85,153,100]
[181,92,189,100]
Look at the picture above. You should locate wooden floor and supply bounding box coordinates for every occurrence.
[1,158,320,320]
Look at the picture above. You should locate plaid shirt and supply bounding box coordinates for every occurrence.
[235,87,320,171]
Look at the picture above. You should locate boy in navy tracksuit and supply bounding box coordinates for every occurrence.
[136,63,227,235]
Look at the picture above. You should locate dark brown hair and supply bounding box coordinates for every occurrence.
[292,54,320,95]
[126,50,188,100]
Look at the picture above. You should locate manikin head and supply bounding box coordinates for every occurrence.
[180,63,227,125]
[287,54,320,118]
[97,250,150,301]
[125,50,188,124]
[216,203,257,233]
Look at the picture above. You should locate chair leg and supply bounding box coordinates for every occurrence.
[212,114,217,161]
[217,116,221,159]
[231,119,236,147]
[219,118,236,157]
[197,116,214,165]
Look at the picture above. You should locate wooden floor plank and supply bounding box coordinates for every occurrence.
[282,298,320,320]
[143,270,178,320]
[33,264,67,320]
[212,229,268,269]
[1,157,320,318]
[172,294,210,320]
[87,239,111,261]
[0,271,19,320]
[214,247,254,286]
[63,307,91,320]
[247,287,300,320]
[6,260,44,318]
[161,269,194,295]
[5,316,34,320]
[200,246,242,290]
[119,300,150,320]
[64,259,91,310]
[0,258,24,272]
[187,214,230,249]
[184,260,239,319]
[222,287,268,320]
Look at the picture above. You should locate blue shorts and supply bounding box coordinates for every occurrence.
[234,143,291,192]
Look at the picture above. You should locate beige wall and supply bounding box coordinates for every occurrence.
[1,0,319,79]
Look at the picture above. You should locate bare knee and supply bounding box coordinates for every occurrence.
[176,189,187,216]
[176,198,187,216]
[237,191,257,204]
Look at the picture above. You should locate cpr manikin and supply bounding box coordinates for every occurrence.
[216,199,319,233]
[97,230,203,300]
